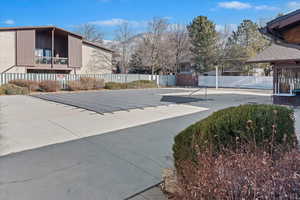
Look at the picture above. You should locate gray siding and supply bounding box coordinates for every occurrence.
[0,31,16,72]
[16,30,35,66]
[68,35,82,68]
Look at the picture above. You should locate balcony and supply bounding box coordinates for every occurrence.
[35,56,68,65]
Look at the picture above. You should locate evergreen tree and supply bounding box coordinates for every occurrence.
[187,16,218,72]
[128,52,150,74]
[128,53,141,73]
[224,19,270,73]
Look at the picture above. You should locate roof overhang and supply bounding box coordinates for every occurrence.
[246,43,300,64]
[0,26,83,39]
[82,40,114,53]
[261,9,300,41]
[247,58,300,64]
[0,25,114,53]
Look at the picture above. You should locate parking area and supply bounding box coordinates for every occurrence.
[0,88,279,200]
[33,89,188,114]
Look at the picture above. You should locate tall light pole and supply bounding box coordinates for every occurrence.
[216,65,219,89]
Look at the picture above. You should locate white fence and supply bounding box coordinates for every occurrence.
[0,73,176,89]
[198,76,273,90]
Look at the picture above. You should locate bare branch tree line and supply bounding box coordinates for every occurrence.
[75,16,270,75]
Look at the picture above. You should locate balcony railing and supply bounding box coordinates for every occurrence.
[35,56,68,65]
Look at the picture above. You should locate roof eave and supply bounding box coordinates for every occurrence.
[82,40,114,53]
[0,26,83,39]
[246,58,300,64]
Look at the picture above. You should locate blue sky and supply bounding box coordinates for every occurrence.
[0,0,299,39]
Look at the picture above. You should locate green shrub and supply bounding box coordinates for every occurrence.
[1,84,29,95]
[105,80,157,90]
[126,80,157,89]
[9,79,40,92]
[105,82,127,90]
[173,104,297,165]
[39,80,60,92]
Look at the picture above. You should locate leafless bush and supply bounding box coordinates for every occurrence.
[66,80,82,91]
[39,80,60,92]
[67,78,105,91]
[92,79,105,90]
[79,77,96,90]
[174,147,300,200]
[9,79,40,92]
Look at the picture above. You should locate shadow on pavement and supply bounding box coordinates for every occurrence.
[160,95,214,104]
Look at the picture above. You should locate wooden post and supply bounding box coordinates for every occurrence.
[273,65,276,94]
[51,28,55,68]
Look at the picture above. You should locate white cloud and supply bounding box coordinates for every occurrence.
[3,19,15,25]
[89,18,147,27]
[218,1,251,10]
[90,18,127,26]
[218,1,278,11]
[287,1,300,9]
[254,5,279,11]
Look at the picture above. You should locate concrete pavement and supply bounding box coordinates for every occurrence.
[0,95,207,156]
[0,90,273,200]
[129,186,166,200]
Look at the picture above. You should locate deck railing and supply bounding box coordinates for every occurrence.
[35,56,68,65]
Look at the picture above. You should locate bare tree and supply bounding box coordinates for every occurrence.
[168,24,190,74]
[114,22,134,73]
[143,17,169,74]
[74,24,103,43]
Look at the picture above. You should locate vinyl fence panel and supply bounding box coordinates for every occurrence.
[198,76,273,90]
[0,73,176,89]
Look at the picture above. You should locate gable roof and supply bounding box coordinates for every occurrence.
[247,43,300,63]
[0,26,114,53]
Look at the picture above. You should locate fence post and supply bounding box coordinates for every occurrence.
[216,66,219,89]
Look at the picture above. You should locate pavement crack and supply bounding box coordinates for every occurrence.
[0,162,82,186]
[48,120,81,138]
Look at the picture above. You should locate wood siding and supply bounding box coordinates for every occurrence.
[16,30,35,66]
[68,35,82,68]
[283,25,300,44]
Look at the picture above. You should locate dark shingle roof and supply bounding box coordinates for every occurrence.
[267,9,300,26]
[247,43,300,63]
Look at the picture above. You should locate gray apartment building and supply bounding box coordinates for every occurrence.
[0,26,113,74]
